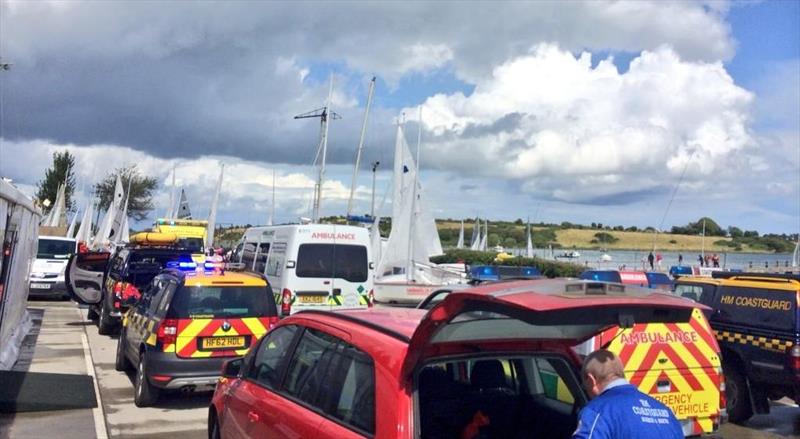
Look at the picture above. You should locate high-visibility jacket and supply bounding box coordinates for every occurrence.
[573,383,683,439]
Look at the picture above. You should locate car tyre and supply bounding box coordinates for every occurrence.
[115,329,132,372]
[208,410,221,439]
[98,301,117,336]
[134,351,159,407]
[725,364,754,423]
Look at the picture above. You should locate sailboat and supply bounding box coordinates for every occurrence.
[469,218,481,250]
[479,220,488,251]
[456,220,465,249]
[526,220,534,258]
[373,123,465,304]
[792,236,799,269]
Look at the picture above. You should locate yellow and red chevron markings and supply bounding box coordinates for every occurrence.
[162,317,272,358]
[598,309,722,435]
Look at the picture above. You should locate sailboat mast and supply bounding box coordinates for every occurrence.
[269,169,275,226]
[168,164,176,218]
[701,219,706,259]
[347,77,376,219]
[313,75,334,223]
[406,107,423,282]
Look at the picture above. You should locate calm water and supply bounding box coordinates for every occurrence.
[508,248,797,272]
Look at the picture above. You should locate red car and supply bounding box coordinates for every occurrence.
[209,279,703,439]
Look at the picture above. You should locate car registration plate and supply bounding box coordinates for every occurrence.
[30,283,51,289]
[298,295,326,304]
[201,336,245,349]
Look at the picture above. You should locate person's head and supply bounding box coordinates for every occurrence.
[581,349,625,398]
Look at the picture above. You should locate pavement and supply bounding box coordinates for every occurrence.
[0,301,103,439]
[2,299,799,438]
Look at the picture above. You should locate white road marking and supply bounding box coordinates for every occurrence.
[80,309,109,439]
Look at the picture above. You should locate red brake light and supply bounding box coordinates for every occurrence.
[367,289,374,308]
[157,319,178,345]
[717,367,726,411]
[789,345,800,370]
[113,281,123,298]
[281,289,292,316]
[121,283,140,301]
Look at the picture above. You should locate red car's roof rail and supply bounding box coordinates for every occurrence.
[292,310,412,343]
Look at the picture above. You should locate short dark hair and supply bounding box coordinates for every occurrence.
[582,349,625,382]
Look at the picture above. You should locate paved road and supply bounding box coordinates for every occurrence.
[7,300,800,438]
[81,306,208,439]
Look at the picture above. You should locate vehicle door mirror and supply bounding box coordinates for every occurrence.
[221,358,243,378]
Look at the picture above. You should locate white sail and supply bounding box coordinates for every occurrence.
[479,220,488,251]
[91,207,112,249]
[370,216,383,271]
[207,164,224,247]
[46,184,66,227]
[377,125,442,279]
[526,221,534,258]
[176,189,192,219]
[121,216,130,243]
[470,218,480,250]
[74,202,94,244]
[109,175,127,243]
[66,209,79,238]
[167,164,176,218]
[792,237,799,268]
[456,220,464,249]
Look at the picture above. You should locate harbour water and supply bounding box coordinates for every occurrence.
[514,248,797,272]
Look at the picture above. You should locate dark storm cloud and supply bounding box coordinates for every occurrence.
[2,1,733,168]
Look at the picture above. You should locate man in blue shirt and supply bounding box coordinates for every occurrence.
[573,349,683,439]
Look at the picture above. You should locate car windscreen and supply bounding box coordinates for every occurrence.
[176,237,204,253]
[37,239,76,259]
[168,285,273,319]
[296,244,368,283]
[128,252,192,273]
[578,271,621,283]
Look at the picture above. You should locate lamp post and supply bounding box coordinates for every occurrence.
[370,161,380,218]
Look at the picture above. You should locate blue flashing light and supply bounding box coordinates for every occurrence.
[166,260,198,271]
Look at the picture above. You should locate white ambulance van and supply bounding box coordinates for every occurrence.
[236,224,373,316]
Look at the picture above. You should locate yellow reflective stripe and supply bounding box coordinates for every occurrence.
[241,318,266,336]
[146,333,157,346]
[174,319,211,353]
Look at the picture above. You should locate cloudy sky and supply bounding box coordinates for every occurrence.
[0,1,798,234]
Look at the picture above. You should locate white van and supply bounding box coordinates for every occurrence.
[236,224,373,316]
[29,235,78,299]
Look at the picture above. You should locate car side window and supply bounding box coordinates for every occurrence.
[283,328,340,405]
[281,328,375,434]
[325,343,375,434]
[248,325,299,389]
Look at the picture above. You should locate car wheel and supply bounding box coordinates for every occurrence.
[134,351,159,407]
[87,307,99,321]
[98,302,117,336]
[208,410,221,439]
[725,365,754,423]
[115,329,132,372]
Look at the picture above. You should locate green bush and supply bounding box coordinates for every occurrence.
[593,232,619,244]
[430,249,584,278]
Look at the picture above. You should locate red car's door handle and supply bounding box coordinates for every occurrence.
[248,411,260,423]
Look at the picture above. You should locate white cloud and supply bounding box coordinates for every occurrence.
[406,44,755,203]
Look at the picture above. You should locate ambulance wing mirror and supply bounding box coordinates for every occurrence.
[221,358,243,378]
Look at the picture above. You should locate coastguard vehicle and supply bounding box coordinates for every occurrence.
[236,224,373,316]
[115,261,278,406]
[66,232,194,334]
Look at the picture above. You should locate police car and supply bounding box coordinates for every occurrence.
[114,261,278,406]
